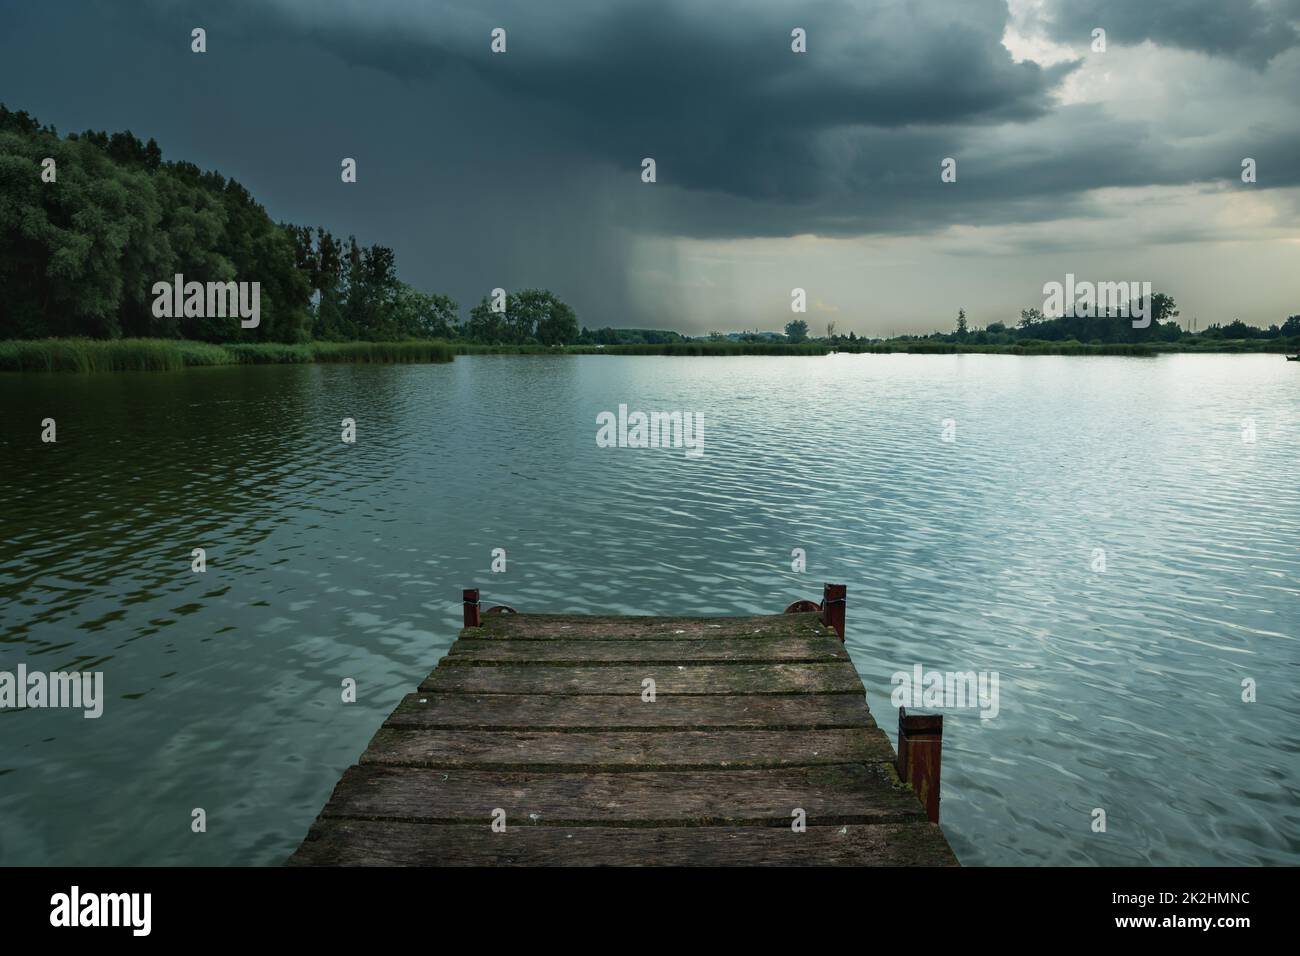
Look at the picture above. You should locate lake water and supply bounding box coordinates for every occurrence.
[1,353,1297,866]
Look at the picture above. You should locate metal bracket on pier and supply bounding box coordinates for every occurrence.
[820,583,846,641]
[783,599,822,614]
[784,584,846,641]
[464,589,517,628]
[462,588,482,628]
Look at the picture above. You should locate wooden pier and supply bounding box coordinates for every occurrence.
[288,586,956,866]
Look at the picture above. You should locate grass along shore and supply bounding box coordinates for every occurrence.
[453,340,1161,356]
[0,338,455,372]
[452,341,830,356]
[3,336,1295,372]
[459,339,1297,357]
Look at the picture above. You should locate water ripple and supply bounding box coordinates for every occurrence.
[0,353,1296,865]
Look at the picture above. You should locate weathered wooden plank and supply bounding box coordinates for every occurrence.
[446,636,848,664]
[317,763,926,826]
[386,692,877,730]
[471,612,834,641]
[359,727,896,770]
[287,820,958,867]
[419,662,864,695]
[289,608,959,867]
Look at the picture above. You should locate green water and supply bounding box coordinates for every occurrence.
[1,353,1297,865]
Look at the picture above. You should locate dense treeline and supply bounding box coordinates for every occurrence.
[0,105,580,345]
[1,105,309,341]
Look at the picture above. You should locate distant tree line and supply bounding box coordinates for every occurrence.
[577,327,686,346]
[0,105,579,345]
[814,299,1298,348]
[709,328,789,343]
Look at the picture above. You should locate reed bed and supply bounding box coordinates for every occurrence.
[0,338,455,372]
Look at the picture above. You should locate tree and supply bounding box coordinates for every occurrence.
[1019,308,1044,329]
[1220,319,1257,339]
[464,296,506,343]
[785,319,809,343]
[510,289,578,346]
[393,286,458,338]
[1150,292,1179,324]
[1120,292,1179,342]
[311,227,346,339]
[458,289,578,345]
[956,308,967,337]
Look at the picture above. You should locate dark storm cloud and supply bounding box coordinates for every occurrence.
[1037,0,1300,64]
[251,0,1300,242]
[243,0,1094,244]
[272,0,1077,204]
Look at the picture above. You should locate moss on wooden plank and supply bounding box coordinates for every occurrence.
[419,662,865,695]
[466,612,834,641]
[359,726,896,770]
[445,635,848,664]
[287,820,958,867]
[385,692,878,731]
[317,763,927,827]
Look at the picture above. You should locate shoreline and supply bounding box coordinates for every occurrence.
[2,336,1296,372]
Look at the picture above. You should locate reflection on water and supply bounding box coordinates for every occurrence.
[1,354,1297,865]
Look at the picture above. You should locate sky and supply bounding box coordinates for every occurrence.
[1,0,1298,335]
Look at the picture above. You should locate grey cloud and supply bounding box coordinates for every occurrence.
[266,0,1077,204]
[1038,0,1300,64]
[254,0,1300,244]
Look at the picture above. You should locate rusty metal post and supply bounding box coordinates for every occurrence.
[897,707,943,823]
[821,583,846,641]
[462,588,481,629]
